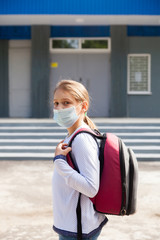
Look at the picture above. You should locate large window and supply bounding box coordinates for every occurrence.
[127,54,151,94]
[50,38,111,53]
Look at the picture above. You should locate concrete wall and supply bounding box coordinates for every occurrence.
[31,26,50,118]
[110,29,160,118]
[127,37,160,117]
[0,40,9,117]
[110,26,128,117]
[0,25,160,118]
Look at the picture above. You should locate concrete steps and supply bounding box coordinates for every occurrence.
[0,118,160,161]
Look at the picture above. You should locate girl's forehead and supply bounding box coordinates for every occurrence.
[54,88,74,100]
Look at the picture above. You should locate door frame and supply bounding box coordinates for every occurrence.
[9,40,31,117]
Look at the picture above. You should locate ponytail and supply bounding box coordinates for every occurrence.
[83,115,98,131]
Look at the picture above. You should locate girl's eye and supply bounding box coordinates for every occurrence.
[64,101,70,106]
[54,102,59,107]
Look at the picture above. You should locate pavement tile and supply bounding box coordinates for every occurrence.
[0,160,160,240]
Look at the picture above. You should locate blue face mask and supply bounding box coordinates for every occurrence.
[53,105,80,128]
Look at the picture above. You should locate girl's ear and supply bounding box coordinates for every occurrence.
[82,101,88,113]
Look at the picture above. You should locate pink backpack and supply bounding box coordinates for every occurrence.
[66,128,138,239]
[67,128,138,215]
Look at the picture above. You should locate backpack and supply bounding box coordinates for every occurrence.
[66,128,138,239]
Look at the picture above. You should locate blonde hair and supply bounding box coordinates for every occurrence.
[54,79,97,130]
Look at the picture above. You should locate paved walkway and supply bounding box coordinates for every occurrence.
[0,160,160,240]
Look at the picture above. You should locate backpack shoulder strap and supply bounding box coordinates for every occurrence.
[67,128,102,240]
[68,127,103,147]
[67,128,102,170]
[67,128,95,171]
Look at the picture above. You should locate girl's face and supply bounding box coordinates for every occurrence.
[54,88,83,114]
[53,88,88,134]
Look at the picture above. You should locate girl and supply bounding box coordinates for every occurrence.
[52,80,108,240]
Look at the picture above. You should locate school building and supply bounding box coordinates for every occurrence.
[0,0,160,118]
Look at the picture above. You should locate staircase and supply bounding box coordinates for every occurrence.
[0,118,160,161]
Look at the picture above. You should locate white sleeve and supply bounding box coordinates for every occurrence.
[54,133,100,198]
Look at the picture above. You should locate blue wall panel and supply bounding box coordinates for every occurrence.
[0,0,160,15]
[0,26,110,39]
[0,26,31,39]
[1,25,160,39]
[51,26,110,38]
[128,26,160,36]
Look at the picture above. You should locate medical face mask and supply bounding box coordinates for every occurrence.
[53,105,80,128]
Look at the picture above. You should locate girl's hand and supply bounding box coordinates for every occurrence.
[55,140,72,156]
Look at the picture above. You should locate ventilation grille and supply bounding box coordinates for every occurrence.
[128,54,151,94]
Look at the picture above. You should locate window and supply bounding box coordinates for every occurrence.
[81,39,109,49]
[50,38,111,53]
[127,54,151,94]
[52,39,79,49]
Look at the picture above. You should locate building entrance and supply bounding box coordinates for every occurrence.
[50,52,111,117]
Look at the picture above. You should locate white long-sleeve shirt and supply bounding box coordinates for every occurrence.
[52,123,107,238]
